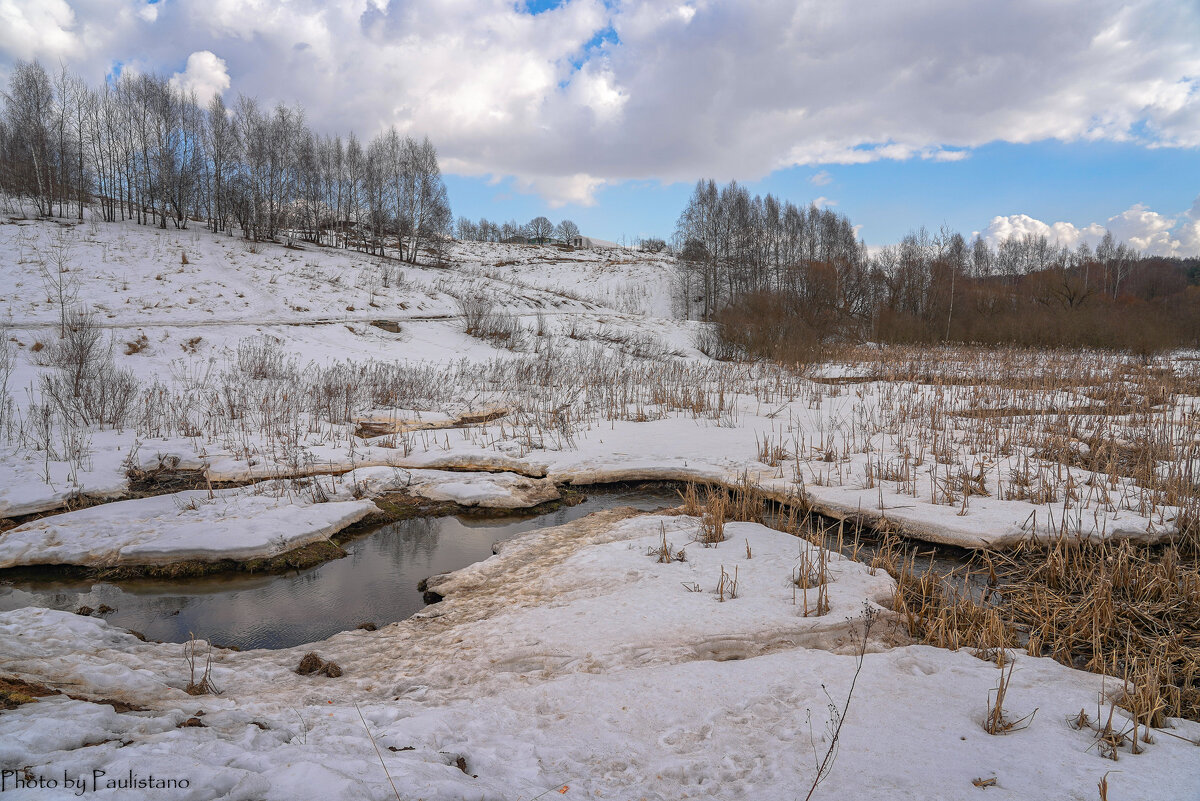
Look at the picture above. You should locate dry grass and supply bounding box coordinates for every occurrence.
[647,521,685,563]
[983,660,1037,734]
[984,538,1200,724]
[0,675,59,709]
[697,487,727,547]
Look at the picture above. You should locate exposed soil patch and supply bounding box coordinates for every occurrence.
[0,676,60,709]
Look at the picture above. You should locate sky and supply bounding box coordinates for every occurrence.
[1,0,1198,254]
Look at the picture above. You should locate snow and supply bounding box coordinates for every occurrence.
[0,466,558,568]
[2,217,1199,798]
[1,511,1197,800]
[0,489,375,568]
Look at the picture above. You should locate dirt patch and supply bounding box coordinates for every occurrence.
[0,676,60,709]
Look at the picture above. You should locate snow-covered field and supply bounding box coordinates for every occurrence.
[2,216,1198,798]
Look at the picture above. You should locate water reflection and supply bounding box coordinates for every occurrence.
[0,488,678,651]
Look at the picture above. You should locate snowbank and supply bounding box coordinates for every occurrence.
[0,466,558,568]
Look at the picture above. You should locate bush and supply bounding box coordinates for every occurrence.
[708,291,830,367]
[456,295,526,350]
[41,307,139,428]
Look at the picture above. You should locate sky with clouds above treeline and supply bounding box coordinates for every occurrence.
[1,0,1198,252]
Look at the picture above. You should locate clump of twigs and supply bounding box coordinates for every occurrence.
[183,633,217,695]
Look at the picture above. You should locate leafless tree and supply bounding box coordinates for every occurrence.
[555,219,580,242]
[527,216,554,242]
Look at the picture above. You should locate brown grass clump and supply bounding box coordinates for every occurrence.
[983,660,1037,735]
[124,333,149,355]
[296,652,343,678]
[886,559,1015,661]
[697,487,727,546]
[679,482,702,516]
[984,538,1200,724]
[296,652,324,675]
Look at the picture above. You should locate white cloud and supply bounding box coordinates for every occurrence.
[982,195,1200,257]
[0,0,78,62]
[168,51,230,103]
[0,0,1197,207]
[514,172,607,208]
[1180,197,1200,254]
[1105,203,1179,254]
[809,170,832,186]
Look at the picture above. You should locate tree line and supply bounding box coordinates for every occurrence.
[455,215,581,245]
[0,60,451,263]
[675,179,1200,357]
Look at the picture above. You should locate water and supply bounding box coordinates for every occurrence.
[0,487,680,651]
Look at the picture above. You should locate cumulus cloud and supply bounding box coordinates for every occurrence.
[168,51,230,103]
[0,0,1197,206]
[981,195,1200,257]
[0,0,79,61]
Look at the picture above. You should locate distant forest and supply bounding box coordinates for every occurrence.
[675,179,1200,355]
[0,60,451,263]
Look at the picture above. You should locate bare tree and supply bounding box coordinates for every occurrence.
[3,60,56,215]
[555,219,580,243]
[528,216,554,243]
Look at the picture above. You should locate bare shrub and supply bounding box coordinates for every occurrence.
[457,295,496,335]
[0,330,14,436]
[235,336,291,380]
[184,633,217,695]
[710,291,832,367]
[37,229,80,336]
[693,324,740,360]
[455,294,526,349]
[41,307,139,428]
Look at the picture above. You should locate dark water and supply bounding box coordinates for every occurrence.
[0,488,679,651]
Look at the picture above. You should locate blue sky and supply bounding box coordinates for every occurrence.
[2,0,1198,253]
[446,139,1200,247]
